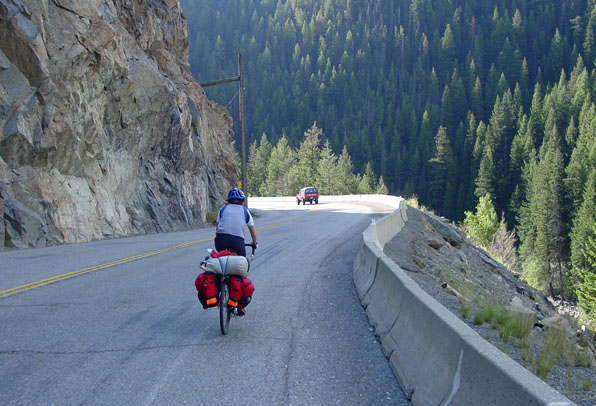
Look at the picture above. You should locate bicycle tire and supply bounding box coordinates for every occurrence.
[219,279,231,335]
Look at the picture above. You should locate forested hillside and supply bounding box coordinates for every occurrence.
[180,0,596,322]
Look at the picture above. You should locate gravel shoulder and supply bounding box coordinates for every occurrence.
[382,205,596,405]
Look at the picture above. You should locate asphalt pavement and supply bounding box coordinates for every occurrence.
[0,199,409,405]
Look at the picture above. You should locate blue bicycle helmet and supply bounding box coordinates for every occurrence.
[227,188,246,202]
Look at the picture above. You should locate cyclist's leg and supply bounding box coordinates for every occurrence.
[235,239,246,256]
[214,233,233,251]
[229,237,246,256]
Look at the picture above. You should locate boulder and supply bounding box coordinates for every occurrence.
[540,314,575,333]
[540,314,562,327]
[427,238,444,249]
[506,296,535,316]
[427,213,464,247]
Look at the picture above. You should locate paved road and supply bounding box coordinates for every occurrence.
[0,198,409,405]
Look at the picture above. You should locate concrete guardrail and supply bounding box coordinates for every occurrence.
[352,195,573,405]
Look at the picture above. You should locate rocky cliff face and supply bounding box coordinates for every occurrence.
[0,0,238,249]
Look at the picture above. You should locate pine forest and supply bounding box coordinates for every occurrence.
[178,0,596,324]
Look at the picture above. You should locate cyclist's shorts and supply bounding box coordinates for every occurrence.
[215,233,246,257]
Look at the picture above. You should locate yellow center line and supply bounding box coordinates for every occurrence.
[0,210,318,299]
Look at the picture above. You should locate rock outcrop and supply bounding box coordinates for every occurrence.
[0,0,238,249]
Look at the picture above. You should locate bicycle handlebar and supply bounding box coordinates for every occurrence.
[246,242,257,258]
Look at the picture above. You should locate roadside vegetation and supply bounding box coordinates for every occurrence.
[463,194,596,329]
[439,267,594,387]
[407,202,596,401]
[448,267,594,402]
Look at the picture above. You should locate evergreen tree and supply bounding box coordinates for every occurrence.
[547,29,566,80]
[583,14,595,66]
[246,140,260,196]
[429,126,456,214]
[288,122,323,190]
[472,121,487,167]
[357,162,375,194]
[470,76,484,120]
[529,84,545,145]
[336,145,358,194]
[520,127,566,297]
[440,24,456,79]
[564,101,596,212]
[576,224,596,324]
[570,169,596,271]
[376,176,389,194]
[474,142,496,200]
[508,114,537,220]
[247,134,273,196]
[263,135,295,196]
[316,140,340,194]
[520,58,530,104]
[486,92,517,214]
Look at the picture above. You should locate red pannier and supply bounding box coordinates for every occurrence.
[226,276,255,309]
[195,272,219,309]
[227,276,244,307]
[240,277,255,309]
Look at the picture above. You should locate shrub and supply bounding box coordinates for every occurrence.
[474,307,494,325]
[499,322,513,342]
[520,338,534,363]
[460,302,470,319]
[474,312,485,325]
[473,298,534,344]
[406,194,434,213]
[510,313,535,339]
[473,300,502,325]
[494,306,510,327]
[463,194,499,249]
[535,326,565,379]
[206,206,219,224]
[405,195,420,209]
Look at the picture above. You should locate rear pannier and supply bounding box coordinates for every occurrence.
[240,277,255,308]
[195,272,219,308]
[228,276,244,307]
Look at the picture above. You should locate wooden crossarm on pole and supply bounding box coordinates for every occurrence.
[200,76,240,87]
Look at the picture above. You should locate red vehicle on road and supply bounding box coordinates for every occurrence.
[296,187,319,205]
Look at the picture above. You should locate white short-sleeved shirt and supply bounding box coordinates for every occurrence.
[216,204,254,238]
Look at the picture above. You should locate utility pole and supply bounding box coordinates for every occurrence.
[200,53,248,204]
[238,54,247,204]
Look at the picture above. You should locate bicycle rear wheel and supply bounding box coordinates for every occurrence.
[219,279,231,335]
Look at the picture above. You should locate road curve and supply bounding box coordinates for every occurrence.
[0,198,408,405]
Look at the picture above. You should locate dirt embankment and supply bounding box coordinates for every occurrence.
[383,206,596,405]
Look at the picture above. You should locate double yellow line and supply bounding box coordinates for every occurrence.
[0,238,212,299]
[0,210,318,299]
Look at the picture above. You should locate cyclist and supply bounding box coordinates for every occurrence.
[215,188,258,257]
